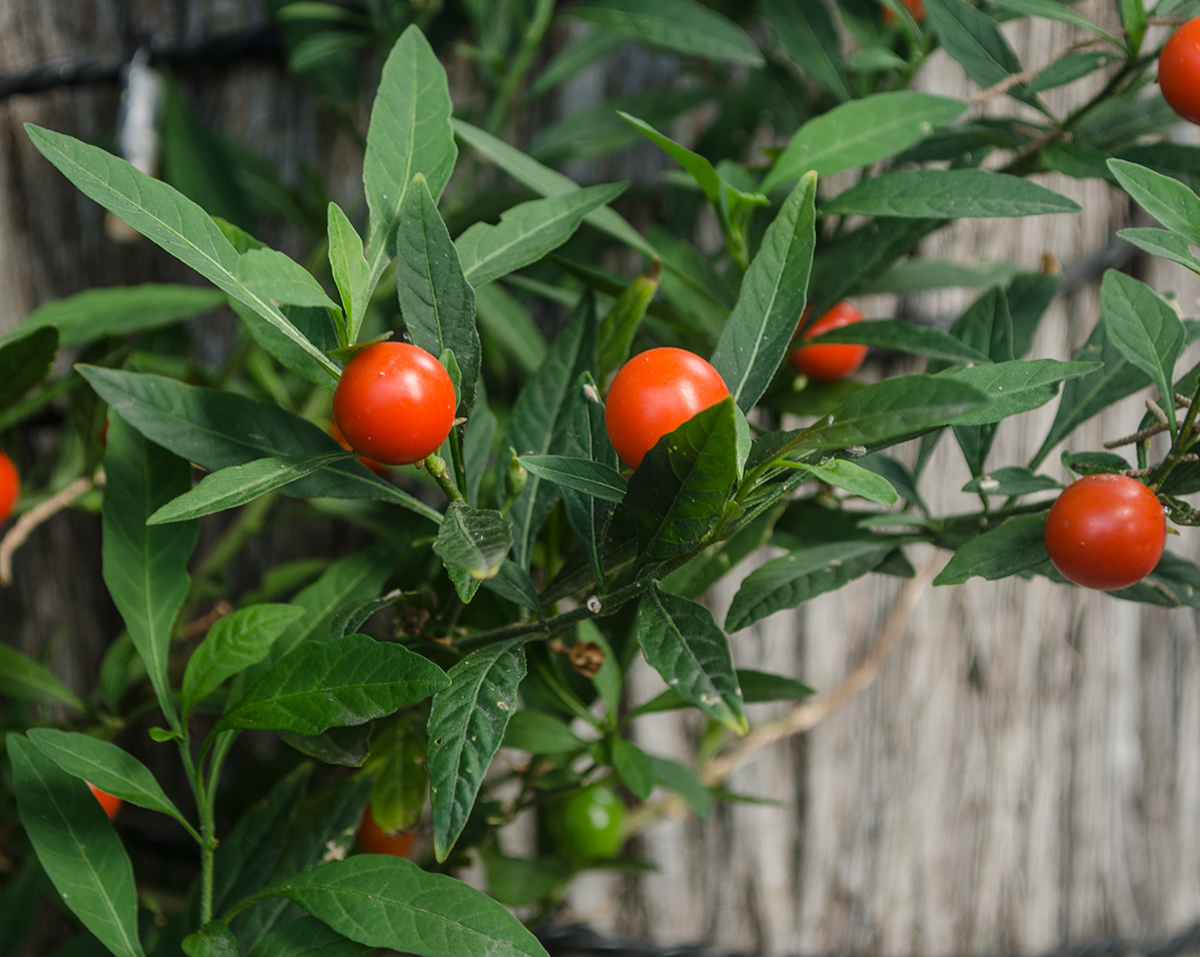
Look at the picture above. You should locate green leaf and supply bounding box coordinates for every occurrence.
[989,0,1121,44]
[481,849,571,909]
[237,856,549,957]
[213,764,311,917]
[504,295,597,568]
[598,260,662,382]
[619,113,725,204]
[481,559,543,611]
[25,125,339,378]
[1110,552,1200,608]
[637,588,745,733]
[1118,228,1200,276]
[934,512,1049,584]
[182,604,305,719]
[1028,51,1118,94]
[796,459,899,506]
[526,29,627,101]
[738,669,815,702]
[397,175,479,415]
[519,455,627,503]
[475,284,548,375]
[923,0,1031,99]
[805,319,991,364]
[278,726,372,768]
[326,203,370,343]
[962,466,1061,496]
[452,120,656,259]
[26,730,193,834]
[0,326,56,411]
[427,638,526,862]
[823,169,1080,218]
[232,300,341,391]
[78,366,442,525]
[0,284,223,348]
[363,25,457,252]
[148,451,355,525]
[183,922,239,957]
[794,374,990,450]
[611,738,655,799]
[235,248,340,310]
[568,0,763,66]
[0,644,84,711]
[625,398,738,566]
[1030,317,1152,467]
[9,736,145,957]
[102,415,197,726]
[762,92,966,192]
[216,634,449,735]
[502,710,585,754]
[458,184,626,288]
[245,916,374,957]
[365,718,428,834]
[1108,159,1200,246]
[560,373,619,589]
[464,387,498,508]
[943,360,1099,425]
[650,755,712,818]
[857,258,1023,296]
[726,541,894,632]
[1099,269,1185,425]
[433,506,513,602]
[711,174,817,412]
[660,505,782,599]
[763,0,850,101]
[808,217,942,312]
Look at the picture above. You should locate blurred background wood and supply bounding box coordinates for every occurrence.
[3,1,1200,955]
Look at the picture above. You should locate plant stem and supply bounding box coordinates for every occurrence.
[484,0,555,134]
[425,453,465,505]
[1150,380,1200,488]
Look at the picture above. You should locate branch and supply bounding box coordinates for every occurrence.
[0,474,100,585]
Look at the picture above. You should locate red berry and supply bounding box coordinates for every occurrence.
[788,302,868,382]
[0,452,19,524]
[1160,17,1200,125]
[356,805,417,858]
[87,782,123,820]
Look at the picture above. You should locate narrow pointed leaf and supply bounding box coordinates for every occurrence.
[78,366,442,525]
[924,0,1030,96]
[0,326,57,410]
[638,589,745,733]
[433,507,512,602]
[216,634,449,735]
[9,736,145,957]
[1118,228,1200,275]
[182,604,305,718]
[519,455,627,503]
[805,318,991,363]
[26,730,192,833]
[0,645,84,711]
[1099,269,1184,425]
[102,415,197,724]
[611,738,655,799]
[235,248,340,310]
[397,175,479,414]
[762,92,966,191]
[458,184,627,287]
[711,174,817,412]
[238,855,549,957]
[796,459,899,505]
[25,125,338,377]
[1108,159,1200,246]
[763,0,849,101]
[363,25,457,248]
[245,917,374,957]
[327,203,370,341]
[934,512,1049,584]
[823,169,1080,218]
[148,451,355,525]
[726,541,894,632]
[568,0,763,66]
[427,638,525,861]
[942,359,1101,424]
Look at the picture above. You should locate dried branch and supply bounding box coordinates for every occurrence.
[0,474,101,586]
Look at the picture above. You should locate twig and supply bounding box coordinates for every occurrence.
[1147,398,1170,426]
[1105,421,1172,448]
[966,67,1040,105]
[181,601,234,639]
[0,475,100,585]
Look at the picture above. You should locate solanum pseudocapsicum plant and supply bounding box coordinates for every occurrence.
[3,0,1200,953]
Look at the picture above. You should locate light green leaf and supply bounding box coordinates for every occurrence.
[519,454,627,503]
[327,203,370,342]
[235,248,340,310]
[796,459,899,506]
[568,0,763,66]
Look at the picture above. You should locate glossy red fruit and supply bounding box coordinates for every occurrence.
[0,451,18,524]
[330,420,390,478]
[1160,17,1200,125]
[1044,474,1166,590]
[332,342,456,466]
[356,805,417,858]
[788,302,868,381]
[604,347,730,469]
[883,0,926,23]
[87,782,123,820]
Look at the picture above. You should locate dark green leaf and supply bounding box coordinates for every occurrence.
[238,856,549,957]
[26,730,192,833]
[625,398,738,566]
[1110,552,1200,608]
[9,736,145,957]
[182,604,305,718]
[363,26,457,251]
[856,258,1022,295]
[649,755,711,819]
[660,505,782,599]
[481,849,571,909]
[1007,271,1061,359]
[0,284,222,348]
[637,588,745,733]
[1062,449,1130,477]
[102,415,197,724]
[962,466,1061,496]
[1118,228,1200,275]
[763,92,966,191]
[923,0,1031,100]
[611,738,655,800]
[434,506,512,602]
[327,203,369,342]
[364,718,427,835]
[0,644,84,711]
[520,455,627,503]
[427,638,526,861]
[78,366,442,525]
[738,669,816,702]
[808,218,942,312]
[807,318,990,363]
[934,512,1049,584]
[763,0,850,101]
[183,922,238,957]
[278,726,372,767]
[823,169,1080,218]
[1109,159,1200,245]
[1028,51,1118,93]
[481,560,542,611]
[217,634,449,734]
[989,0,1120,43]
[232,299,341,391]
[598,261,662,383]
[0,326,57,411]
[725,541,893,632]
[711,175,817,412]
[502,710,585,754]
[568,0,763,66]
[1099,269,1184,424]
[246,917,376,957]
[560,373,619,589]
[235,248,339,310]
